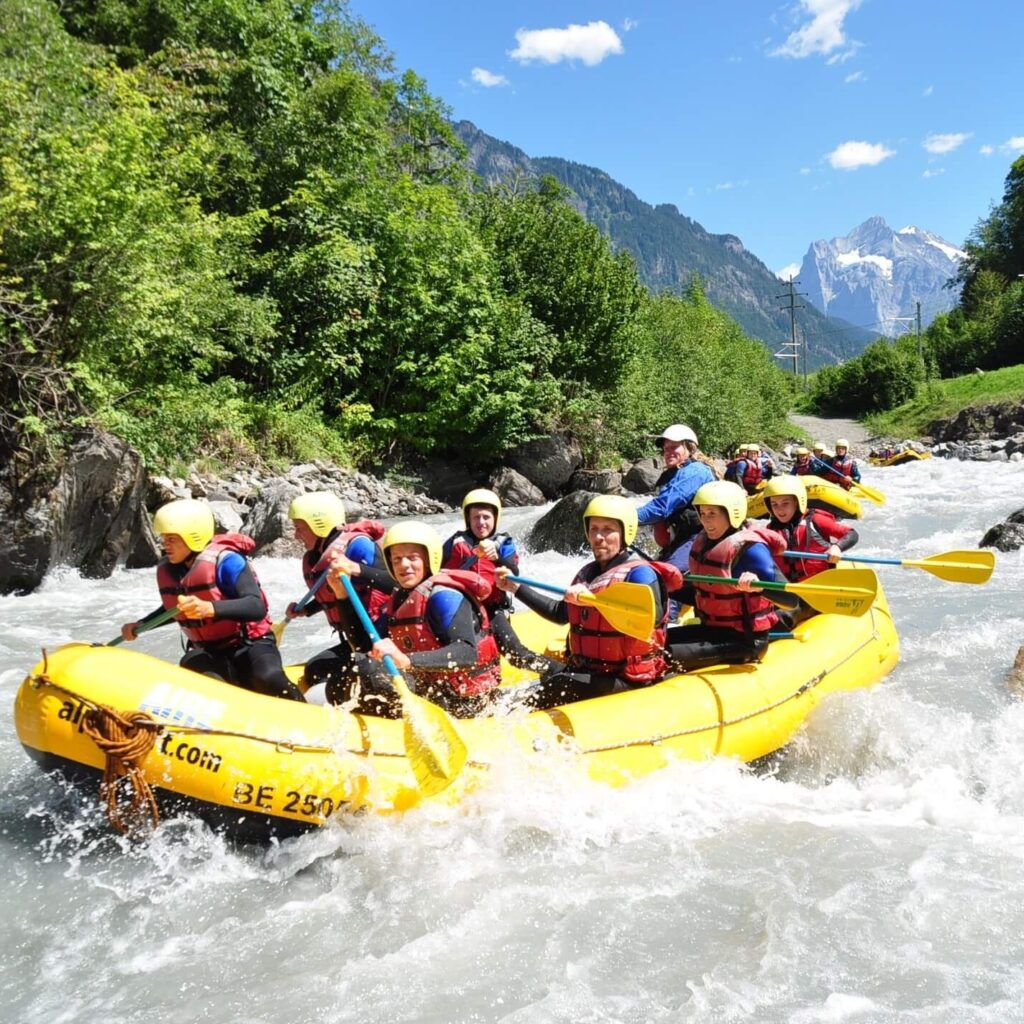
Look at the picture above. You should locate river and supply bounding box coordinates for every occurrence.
[1,458,1023,1024]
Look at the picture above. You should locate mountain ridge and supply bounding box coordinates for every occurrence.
[455,119,876,369]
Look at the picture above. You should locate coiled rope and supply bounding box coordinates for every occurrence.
[81,704,161,838]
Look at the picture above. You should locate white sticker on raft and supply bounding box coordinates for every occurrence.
[139,681,227,730]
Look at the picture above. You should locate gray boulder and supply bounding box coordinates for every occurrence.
[242,478,304,558]
[981,506,1024,552]
[489,467,546,507]
[0,430,159,594]
[506,432,583,498]
[569,468,623,494]
[623,458,663,494]
[526,491,596,556]
[209,500,245,536]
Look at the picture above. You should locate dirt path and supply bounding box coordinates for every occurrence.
[789,414,872,458]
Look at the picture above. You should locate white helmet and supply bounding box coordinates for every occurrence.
[651,423,698,446]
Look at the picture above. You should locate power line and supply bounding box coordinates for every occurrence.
[774,276,808,384]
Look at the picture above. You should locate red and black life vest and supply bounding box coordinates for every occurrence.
[386,569,501,697]
[304,520,389,632]
[768,509,850,582]
[157,533,272,647]
[687,526,779,634]
[442,529,516,611]
[566,557,683,684]
[793,458,814,476]
[740,459,764,494]
[828,455,856,488]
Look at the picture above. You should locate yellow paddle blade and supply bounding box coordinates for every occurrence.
[271,619,288,644]
[578,581,656,641]
[904,549,995,585]
[851,479,886,505]
[788,568,878,617]
[390,673,468,797]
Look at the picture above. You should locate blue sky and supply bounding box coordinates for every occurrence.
[349,0,1024,277]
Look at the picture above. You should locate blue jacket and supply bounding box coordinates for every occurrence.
[637,460,716,525]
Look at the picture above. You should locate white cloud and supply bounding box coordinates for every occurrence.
[980,144,995,156]
[844,70,866,83]
[922,85,934,97]
[827,140,895,170]
[509,21,623,66]
[470,67,509,88]
[770,0,863,59]
[622,17,638,31]
[714,181,736,191]
[922,168,945,179]
[1001,136,1024,153]
[826,46,861,65]
[799,166,812,175]
[923,131,972,155]
[777,262,802,280]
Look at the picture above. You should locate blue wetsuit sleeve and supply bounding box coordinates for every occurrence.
[495,536,520,572]
[735,544,799,609]
[637,462,714,524]
[624,562,666,624]
[211,555,267,621]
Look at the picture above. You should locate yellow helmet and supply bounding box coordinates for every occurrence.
[381,521,442,578]
[835,437,849,449]
[152,499,215,553]
[748,444,761,454]
[794,446,810,456]
[583,494,638,546]
[692,481,747,529]
[762,475,808,514]
[461,487,502,530]
[287,492,346,538]
[811,442,825,452]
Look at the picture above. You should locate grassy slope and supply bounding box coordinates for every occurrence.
[864,364,1024,437]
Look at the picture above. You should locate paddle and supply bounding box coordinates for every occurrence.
[809,454,886,506]
[272,567,330,644]
[336,572,467,798]
[106,605,180,646]
[507,575,656,641]
[783,548,995,585]
[684,567,878,617]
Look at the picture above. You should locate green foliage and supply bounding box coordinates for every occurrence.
[807,337,924,415]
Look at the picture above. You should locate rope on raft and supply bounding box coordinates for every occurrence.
[81,703,161,838]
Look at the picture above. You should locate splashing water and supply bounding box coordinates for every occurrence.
[1,459,1023,1023]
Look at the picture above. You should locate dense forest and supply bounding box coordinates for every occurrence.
[807,158,1024,416]
[1,0,796,493]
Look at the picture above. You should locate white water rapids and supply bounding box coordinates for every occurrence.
[1,457,1023,1024]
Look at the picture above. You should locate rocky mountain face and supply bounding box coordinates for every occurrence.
[455,120,875,368]
[796,216,964,335]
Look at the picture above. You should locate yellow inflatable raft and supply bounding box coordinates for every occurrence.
[14,587,898,840]
[747,474,863,520]
[868,449,933,467]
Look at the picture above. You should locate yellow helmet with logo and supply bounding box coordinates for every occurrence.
[762,475,808,514]
[691,481,748,529]
[152,499,215,553]
[461,487,502,530]
[583,494,638,546]
[287,492,347,538]
[381,521,442,578]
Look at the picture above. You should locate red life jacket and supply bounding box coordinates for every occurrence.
[827,455,855,488]
[442,529,517,611]
[386,569,501,697]
[687,526,779,634]
[304,520,389,631]
[793,459,814,476]
[157,533,272,647]
[769,510,850,582]
[566,557,683,684]
[740,459,763,493]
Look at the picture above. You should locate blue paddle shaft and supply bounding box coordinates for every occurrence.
[293,567,330,614]
[506,574,564,596]
[338,572,402,680]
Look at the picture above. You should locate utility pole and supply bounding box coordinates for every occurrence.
[774,277,808,382]
[916,301,922,362]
